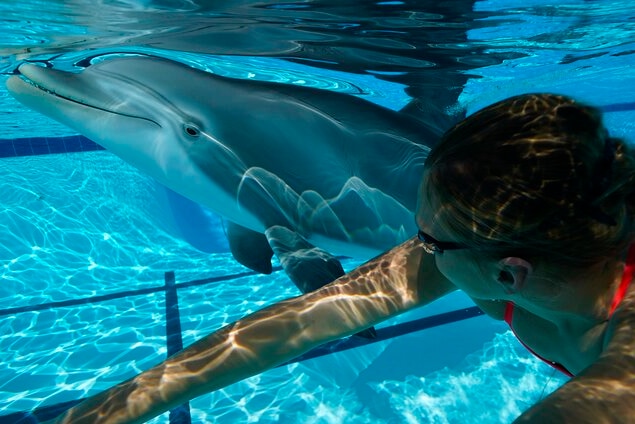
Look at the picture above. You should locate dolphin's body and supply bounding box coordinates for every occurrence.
[7,55,438,294]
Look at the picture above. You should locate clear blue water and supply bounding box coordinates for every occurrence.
[0,1,634,423]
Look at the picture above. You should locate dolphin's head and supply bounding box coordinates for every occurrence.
[7,55,249,220]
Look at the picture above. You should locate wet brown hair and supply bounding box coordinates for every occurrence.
[422,93,635,267]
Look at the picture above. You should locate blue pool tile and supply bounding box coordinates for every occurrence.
[12,139,33,156]
[0,135,108,158]
[0,139,17,158]
[47,137,67,154]
[30,138,51,155]
[80,137,105,152]
[63,136,83,153]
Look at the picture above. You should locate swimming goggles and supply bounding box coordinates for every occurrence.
[417,230,467,254]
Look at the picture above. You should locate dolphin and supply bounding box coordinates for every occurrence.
[6,55,439,299]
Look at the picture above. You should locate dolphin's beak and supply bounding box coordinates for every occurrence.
[7,63,159,128]
[10,64,105,106]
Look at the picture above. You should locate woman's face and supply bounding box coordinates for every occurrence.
[415,179,508,301]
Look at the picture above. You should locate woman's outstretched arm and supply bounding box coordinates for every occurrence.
[52,237,455,424]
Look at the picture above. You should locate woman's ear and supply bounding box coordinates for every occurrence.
[497,257,533,293]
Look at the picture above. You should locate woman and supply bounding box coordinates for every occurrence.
[52,94,635,423]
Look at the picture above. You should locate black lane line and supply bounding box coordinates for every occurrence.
[1,286,165,317]
[176,267,282,290]
[165,271,185,355]
[0,269,265,317]
[277,306,485,367]
[164,271,192,424]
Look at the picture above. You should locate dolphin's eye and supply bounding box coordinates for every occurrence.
[183,124,200,138]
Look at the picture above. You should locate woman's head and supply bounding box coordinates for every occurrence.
[418,93,635,269]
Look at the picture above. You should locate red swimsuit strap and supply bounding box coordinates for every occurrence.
[503,302,573,377]
[609,243,635,316]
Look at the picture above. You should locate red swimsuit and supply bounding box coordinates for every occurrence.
[504,244,635,377]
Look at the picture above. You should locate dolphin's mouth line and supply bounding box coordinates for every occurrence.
[19,75,161,128]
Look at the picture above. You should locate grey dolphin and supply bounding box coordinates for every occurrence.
[7,55,437,295]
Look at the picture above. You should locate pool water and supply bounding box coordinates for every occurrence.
[0,151,561,423]
[0,1,634,423]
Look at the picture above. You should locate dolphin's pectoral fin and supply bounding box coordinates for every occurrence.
[264,225,345,293]
[226,221,274,274]
[265,225,377,340]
